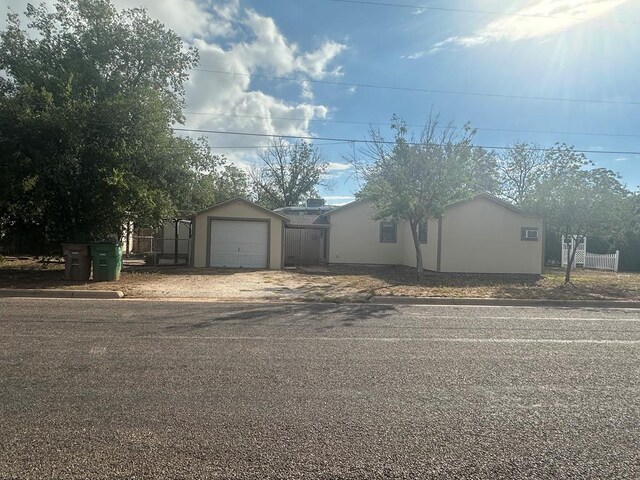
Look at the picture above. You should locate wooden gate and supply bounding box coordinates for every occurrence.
[284,228,327,266]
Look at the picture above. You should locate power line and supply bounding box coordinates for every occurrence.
[192,68,640,107]
[171,127,640,156]
[184,111,640,140]
[325,0,636,25]
[207,141,351,149]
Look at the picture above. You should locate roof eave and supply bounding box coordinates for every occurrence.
[192,197,291,223]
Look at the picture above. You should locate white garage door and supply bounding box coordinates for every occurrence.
[210,220,269,268]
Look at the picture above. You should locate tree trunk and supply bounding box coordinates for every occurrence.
[565,235,582,283]
[410,220,424,281]
[564,239,573,284]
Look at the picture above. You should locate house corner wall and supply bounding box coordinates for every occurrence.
[327,202,404,265]
[439,197,543,274]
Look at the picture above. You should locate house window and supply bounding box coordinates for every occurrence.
[380,221,397,243]
[418,221,428,244]
[521,227,539,241]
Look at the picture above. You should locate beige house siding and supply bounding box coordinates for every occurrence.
[327,197,542,274]
[192,200,284,269]
[400,219,439,271]
[328,202,439,270]
[328,202,404,265]
[439,196,543,274]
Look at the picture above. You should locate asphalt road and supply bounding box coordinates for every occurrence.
[1,299,639,479]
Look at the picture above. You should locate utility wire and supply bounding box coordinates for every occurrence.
[325,0,636,25]
[207,141,351,149]
[184,111,640,139]
[171,127,640,156]
[192,68,640,107]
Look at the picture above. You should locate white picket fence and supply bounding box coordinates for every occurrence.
[584,251,619,272]
[562,236,619,272]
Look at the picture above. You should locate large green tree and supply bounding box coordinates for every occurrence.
[179,141,250,214]
[354,114,481,279]
[0,0,239,254]
[497,142,591,208]
[529,146,630,282]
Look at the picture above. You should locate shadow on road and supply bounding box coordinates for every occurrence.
[164,303,396,332]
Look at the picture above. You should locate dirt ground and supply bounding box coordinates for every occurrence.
[2,257,640,302]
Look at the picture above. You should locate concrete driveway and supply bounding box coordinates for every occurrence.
[1,299,638,478]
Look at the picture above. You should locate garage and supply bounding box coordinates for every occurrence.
[190,198,288,270]
[210,220,268,268]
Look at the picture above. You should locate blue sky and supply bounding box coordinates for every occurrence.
[5,0,640,204]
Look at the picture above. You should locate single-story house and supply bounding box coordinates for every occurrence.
[189,193,544,274]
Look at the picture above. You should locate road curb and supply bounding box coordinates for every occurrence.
[0,288,124,299]
[370,296,640,309]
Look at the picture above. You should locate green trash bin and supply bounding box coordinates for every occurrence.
[62,243,92,281]
[89,243,122,281]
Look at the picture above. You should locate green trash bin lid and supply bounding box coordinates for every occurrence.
[89,243,122,256]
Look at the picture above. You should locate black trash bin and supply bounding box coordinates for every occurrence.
[62,243,92,281]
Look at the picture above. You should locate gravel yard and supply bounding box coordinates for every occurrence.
[2,257,640,302]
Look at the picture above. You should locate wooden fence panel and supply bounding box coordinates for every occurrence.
[284,228,326,266]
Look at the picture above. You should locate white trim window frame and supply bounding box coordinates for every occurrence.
[521,227,539,241]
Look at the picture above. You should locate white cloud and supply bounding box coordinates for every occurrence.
[412,8,425,16]
[112,0,223,38]
[300,80,314,100]
[402,51,425,60]
[176,2,346,163]
[185,33,332,159]
[327,162,352,171]
[230,11,345,80]
[296,40,346,79]
[321,173,340,181]
[323,195,356,205]
[178,3,346,164]
[431,0,630,52]
[614,157,628,162]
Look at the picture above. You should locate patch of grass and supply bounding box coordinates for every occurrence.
[296,265,640,301]
[0,257,67,288]
[370,267,640,301]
